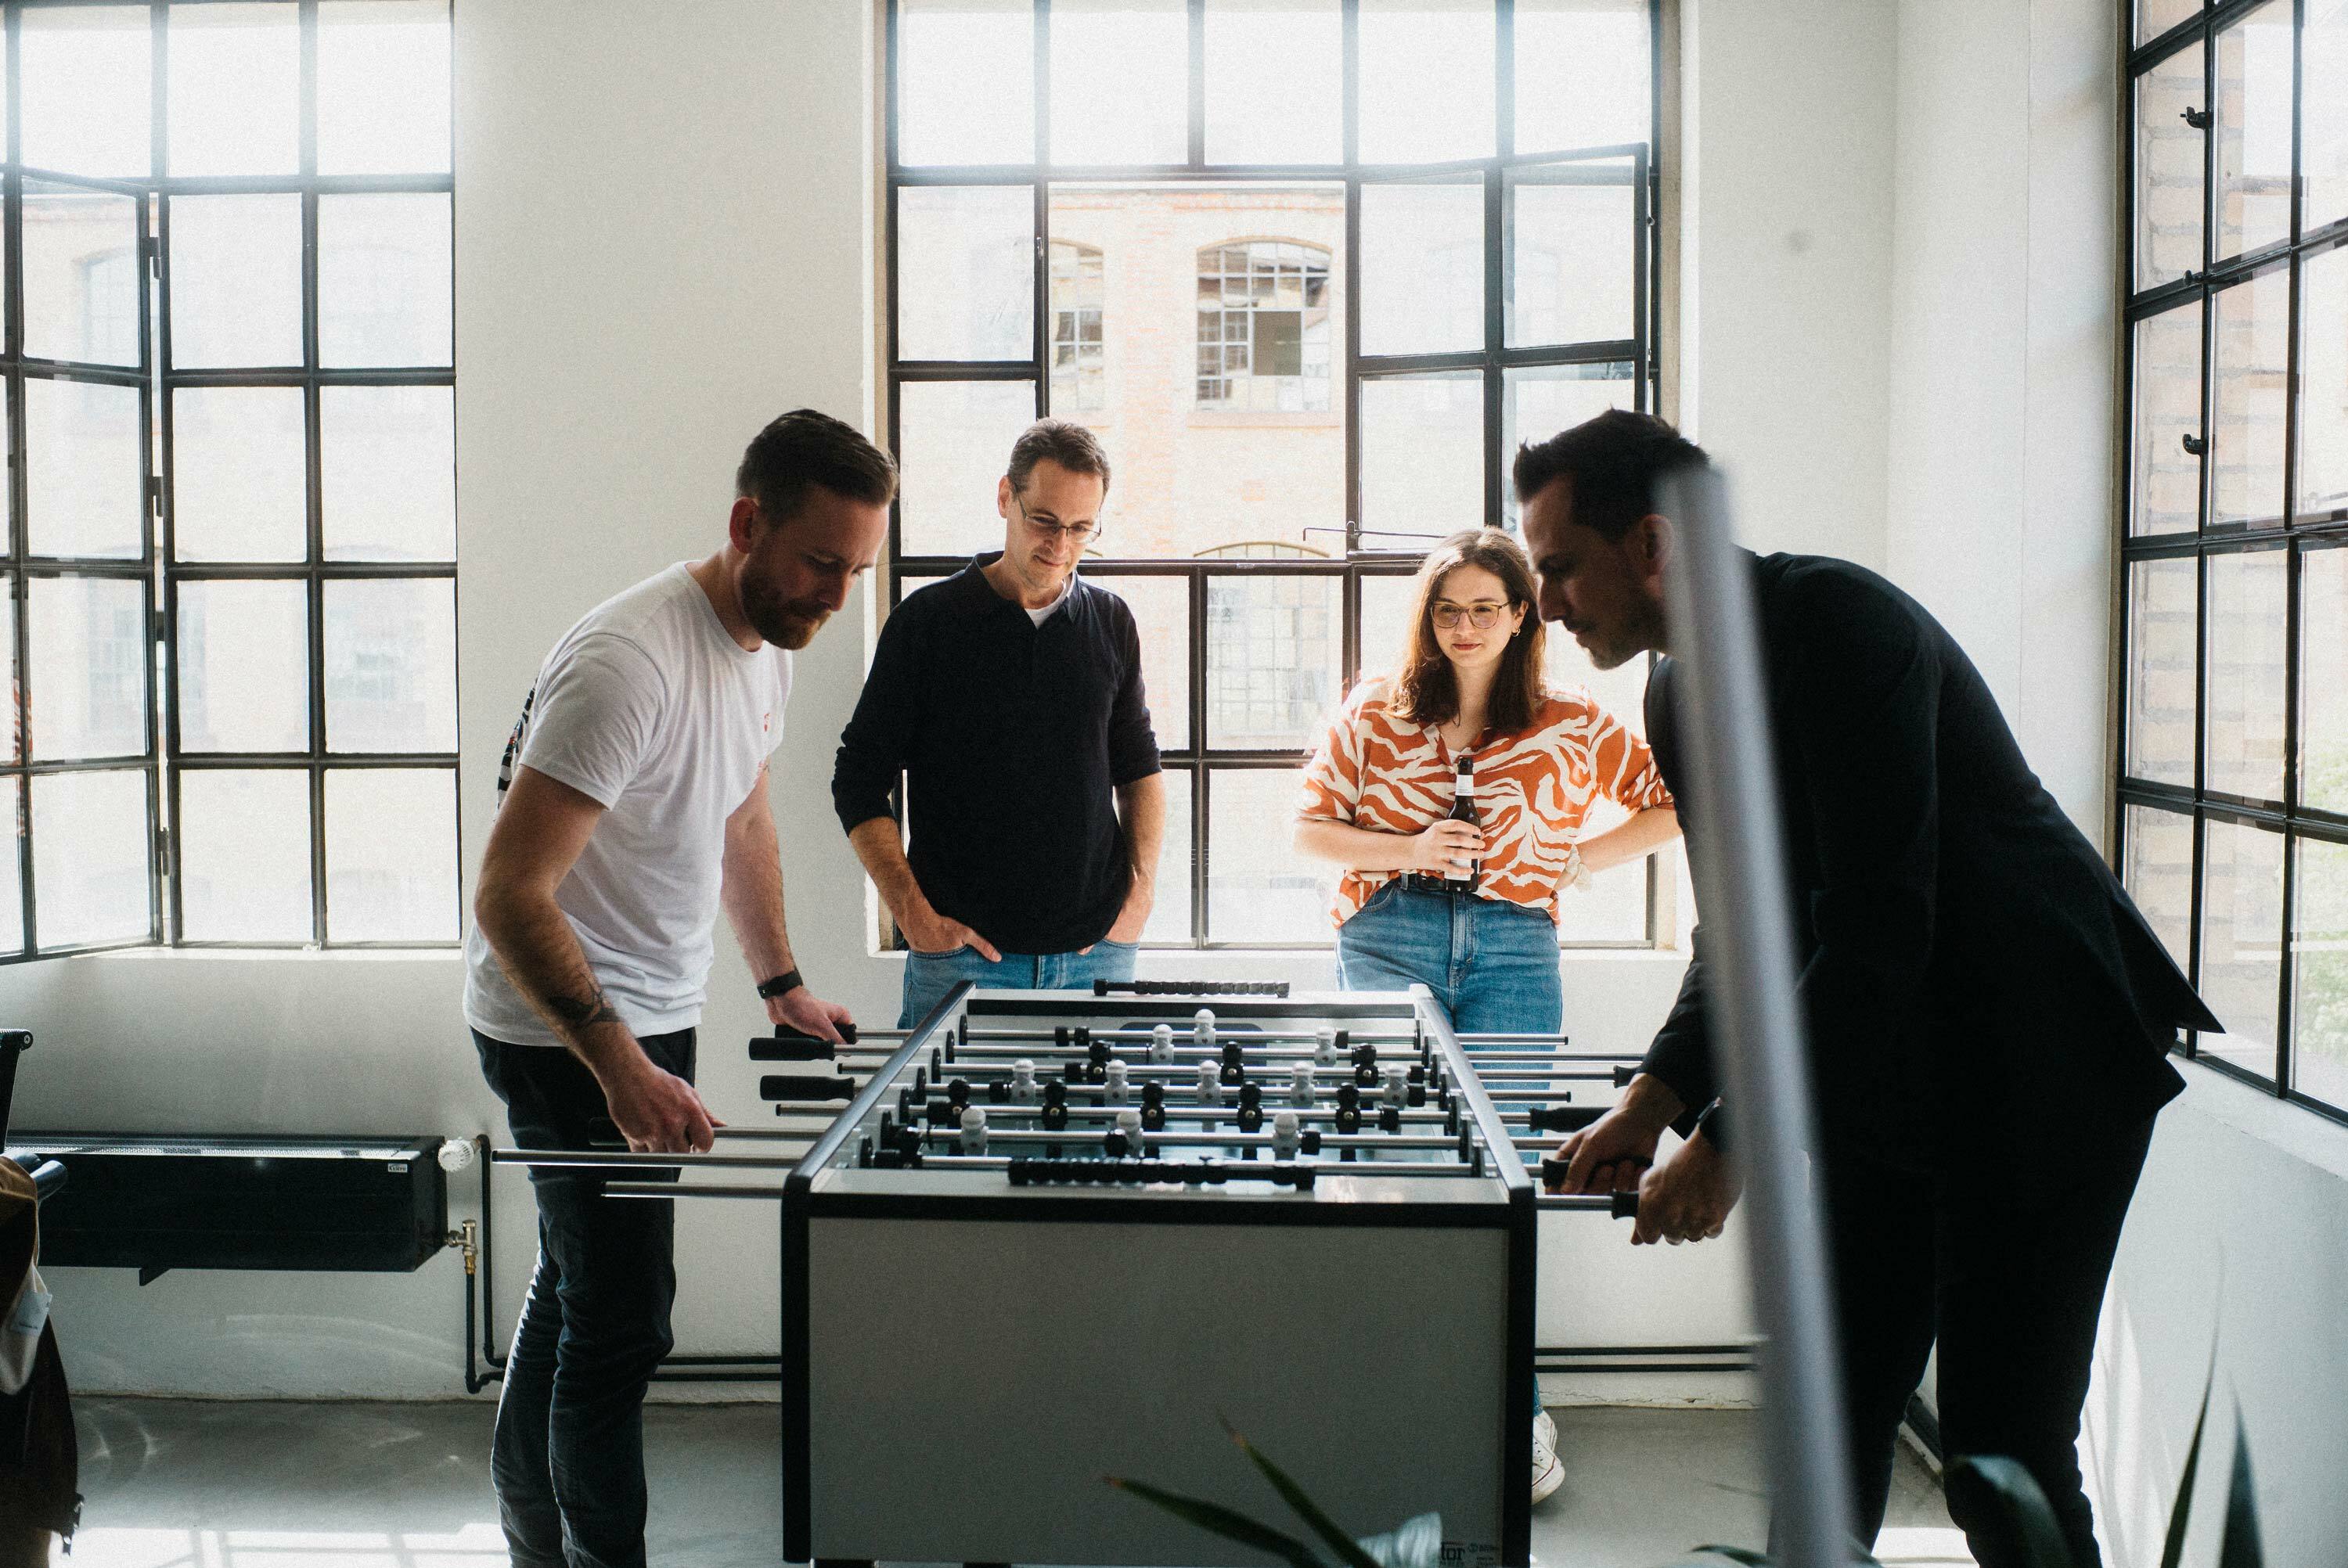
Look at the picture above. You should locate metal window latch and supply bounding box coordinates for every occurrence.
[2182,106,2211,130]
[2182,433,2207,456]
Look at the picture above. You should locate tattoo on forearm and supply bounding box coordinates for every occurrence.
[549,987,622,1032]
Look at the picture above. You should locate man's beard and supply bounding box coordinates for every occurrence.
[744,582,830,650]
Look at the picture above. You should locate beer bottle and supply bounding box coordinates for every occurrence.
[1446,753,1479,890]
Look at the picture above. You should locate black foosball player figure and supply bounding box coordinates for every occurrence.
[1521,410,2221,1568]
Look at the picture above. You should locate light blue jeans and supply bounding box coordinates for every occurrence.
[1334,881,1565,1035]
[899,940,1140,1030]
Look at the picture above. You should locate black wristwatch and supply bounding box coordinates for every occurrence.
[1691,1097,1730,1156]
[756,968,805,1000]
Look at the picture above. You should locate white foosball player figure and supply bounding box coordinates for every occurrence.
[1115,1107,1144,1156]
[1194,1060,1223,1106]
[1193,1009,1216,1051]
[1290,1064,1316,1107]
[1271,1110,1302,1161]
[1383,1065,1410,1109]
[1104,1060,1130,1103]
[1010,1059,1039,1105]
[1314,1026,1339,1066]
[959,1106,988,1155]
[1150,1024,1175,1063]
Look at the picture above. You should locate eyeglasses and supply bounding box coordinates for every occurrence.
[1016,499,1101,548]
[1430,601,1513,630]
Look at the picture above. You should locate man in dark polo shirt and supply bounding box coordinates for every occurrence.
[834,420,1165,1027]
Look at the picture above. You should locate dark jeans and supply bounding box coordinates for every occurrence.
[1820,1115,2155,1568]
[475,1028,693,1568]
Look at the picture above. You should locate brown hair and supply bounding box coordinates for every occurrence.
[1388,529,1547,733]
[1007,419,1113,496]
[736,408,899,521]
[1511,408,1707,541]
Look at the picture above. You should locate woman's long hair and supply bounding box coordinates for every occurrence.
[1388,528,1547,733]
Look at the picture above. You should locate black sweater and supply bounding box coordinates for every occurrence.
[832,559,1162,955]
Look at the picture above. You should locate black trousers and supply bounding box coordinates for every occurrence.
[1822,1115,2155,1568]
[475,1028,693,1568]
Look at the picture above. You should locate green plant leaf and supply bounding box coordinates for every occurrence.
[1685,1549,1774,1565]
[2159,1336,2222,1568]
[1945,1455,2077,1568]
[2217,1400,2264,1568]
[1221,1416,1386,1568]
[1104,1476,1325,1568]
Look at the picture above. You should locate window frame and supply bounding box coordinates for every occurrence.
[0,0,459,962]
[884,0,1666,952]
[2117,0,2348,1121]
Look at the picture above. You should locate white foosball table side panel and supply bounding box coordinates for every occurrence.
[803,1214,1510,1566]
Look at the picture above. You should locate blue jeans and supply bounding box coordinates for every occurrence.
[475,1028,691,1568]
[1334,882,1564,1035]
[899,939,1140,1029]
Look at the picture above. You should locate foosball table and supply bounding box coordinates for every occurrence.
[724,980,1637,1568]
[499,980,1640,1565]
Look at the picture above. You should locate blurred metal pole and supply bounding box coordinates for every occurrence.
[1657,467,1856,1567]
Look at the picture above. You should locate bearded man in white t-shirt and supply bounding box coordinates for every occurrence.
[463,408,893,1568]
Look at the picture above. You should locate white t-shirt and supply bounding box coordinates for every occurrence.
[1025,572,1075,627]
[464,563,791,1047]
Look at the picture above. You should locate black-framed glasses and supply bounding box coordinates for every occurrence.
[1430,601,1513,629]
[1015,497,1103,549]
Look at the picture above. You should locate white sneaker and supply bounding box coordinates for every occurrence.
[1536,1406,1558,1453]
[1531,1416,1563,1506]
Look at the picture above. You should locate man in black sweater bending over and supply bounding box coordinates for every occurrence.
[1525,411,2218,1568]
[834,420,1165,1027]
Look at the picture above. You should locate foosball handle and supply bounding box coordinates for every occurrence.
[1536,1157,1641,1221]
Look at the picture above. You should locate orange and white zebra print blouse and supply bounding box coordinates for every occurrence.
[1298,679,1674,927]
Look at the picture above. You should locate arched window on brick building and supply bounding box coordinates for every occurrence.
[1194,240,1331,412]
[1049,240,1105,413]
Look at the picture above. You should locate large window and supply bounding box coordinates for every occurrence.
[2119,0,2348,1115]
[887,0,1664,949]
[0,0,456,960]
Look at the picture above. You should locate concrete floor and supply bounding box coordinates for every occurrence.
[51,1398,1972,1568]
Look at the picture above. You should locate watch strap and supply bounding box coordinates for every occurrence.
[756,967,805,1000]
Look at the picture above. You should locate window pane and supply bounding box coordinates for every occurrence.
[2307,0,2348,232]
[899,0,1035,167]
[177,581,310,753]
[2212,2,2292,263]
[27,379,146,560]
[319,193,455,369]
[1049,241,1107,413]
[1360,373,1481,541]
[21,5,150,178]
[2306,546,2348,815]
[167,195,305,371]
[1544,628,1649,740]
[167,3,300,177]
[317,0,452,175]
[2136,0,2200,46]
[1514,0,1649,155]
[2294,836,2348,1111]
[2123,804,2196,976]
[0,588,13,766]
[23,183,142,368]
[896,186,1035,361]
[1051,0,1187,166]
[1503,362,1634,527]
[1205,574,1339,749]
[2204,548,2285,802]
[321,385,458,562]
[1357,571,1417,689]
[897,379,1036,557]
[2299,243,2348,525]
[1359,0,1495,164]
[28,576,147,761]
[31,768,151,949]
[2130,301,2203,537]
[1506,160,1635,348]
[325,768,456,940]
[172,387,308,563]
[2125,557,2197,787]
[1102,574,1190,752]
[1360,178,1484,356]
[324,579,458,753]
[2134,41,2206,293]
[0,780,20,955]
[2209,265,2289,527]
[1204,0,1341,165]
[178,770,313,942]
[1557,848,1646,944]
[2199,816,2283,1081]
[1142,767,1194,943]
[1206,768,1327,940]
